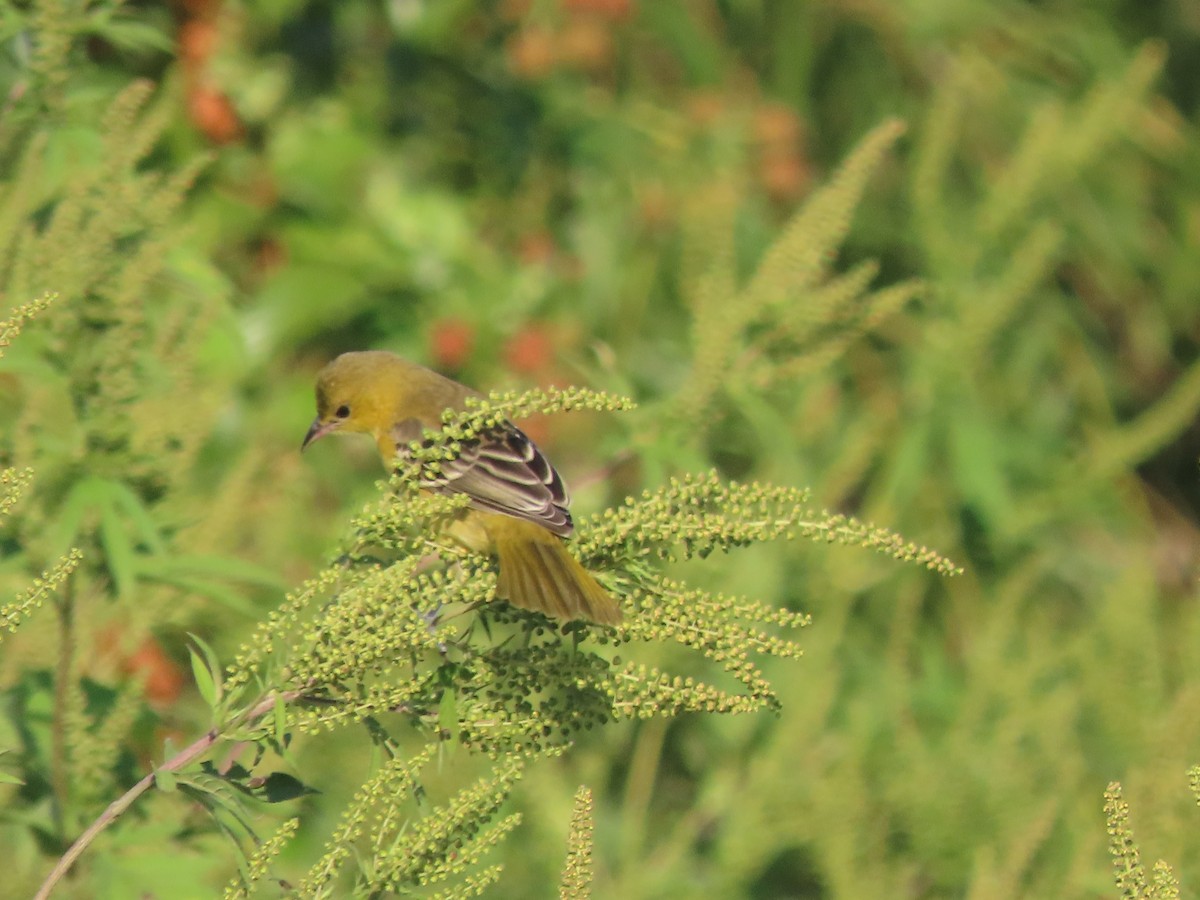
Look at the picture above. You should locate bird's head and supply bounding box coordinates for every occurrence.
[302,351,410,450]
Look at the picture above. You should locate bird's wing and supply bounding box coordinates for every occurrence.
[391,418,574,537]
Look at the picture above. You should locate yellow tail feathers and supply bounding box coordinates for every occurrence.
[486,518,620,625]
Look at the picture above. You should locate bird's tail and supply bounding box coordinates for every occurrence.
[486,519,621,625]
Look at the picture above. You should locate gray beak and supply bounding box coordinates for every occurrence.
[302,417,337,451]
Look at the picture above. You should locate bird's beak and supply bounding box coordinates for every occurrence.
[301,417,337,451]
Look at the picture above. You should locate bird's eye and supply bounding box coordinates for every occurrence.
[335,405,351,419]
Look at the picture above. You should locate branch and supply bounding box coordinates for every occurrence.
[33,690,300,900]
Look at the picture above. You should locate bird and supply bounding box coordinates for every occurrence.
[302,350,620,625]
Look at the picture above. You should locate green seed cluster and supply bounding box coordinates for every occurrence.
[674,120,908,427]
[226,565,344,691]
[450,643,617,756]
[577,471,813,565]
[0,468,84,644]
[605,660,762,717]
[0,466,33,520]
[425,865,506,900]
[399,386,637,475]
[558,786,595,900]
[0,293,57,355]
[300,747,435,895]
[1103,782,1147,899]
[224,817,300,900]
[619,576,809,710]
[299,747,524,898]
[369,762,524,892]
[348,476,472,553]
[0,547,83,638]
[796,512,961,575]
[444,387,636,436]
[575,469,958,576]
[286,568,491,734]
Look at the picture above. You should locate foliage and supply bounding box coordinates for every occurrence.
[2,5,962,895]
[290,747,522,898]
[3,0,1200,898]
[203,378,948,895]
[1104,780,1186,900]
[0,3,265,894]
[671,118,921,432]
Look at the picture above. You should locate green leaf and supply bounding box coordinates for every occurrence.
[48,476,107,558]
[134,553,283,616]
[259,771,318,804]
[641,1,723,83]
[155,769,177,792]
[0,751,23,786]
[99,498,137,599]
[91,19,175,54]
[197,761,251,784]
[176,780,259,839]
[948,406,1012,528]
[187,642,218,709]
[188,633,223,697]
[190,763,315,805]
[106,480,166,554]
[273,693,288,745]
[134,566,258,615]
[874,416,932,514]
[149,553,285,589]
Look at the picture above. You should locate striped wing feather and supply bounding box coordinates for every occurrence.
[392,418,574,537]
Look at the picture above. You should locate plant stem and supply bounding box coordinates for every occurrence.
[33,690,298,900]
[50,575,75,837]
[618,716,667,871]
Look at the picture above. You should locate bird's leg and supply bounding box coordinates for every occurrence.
[420,604,449,656]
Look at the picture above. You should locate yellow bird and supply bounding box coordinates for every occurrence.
[302,350,620,625]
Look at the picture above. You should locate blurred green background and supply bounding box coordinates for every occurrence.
[3,0,1200,896]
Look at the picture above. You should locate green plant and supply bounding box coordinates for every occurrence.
[8,1,1200,897]
[0,16,958,887]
